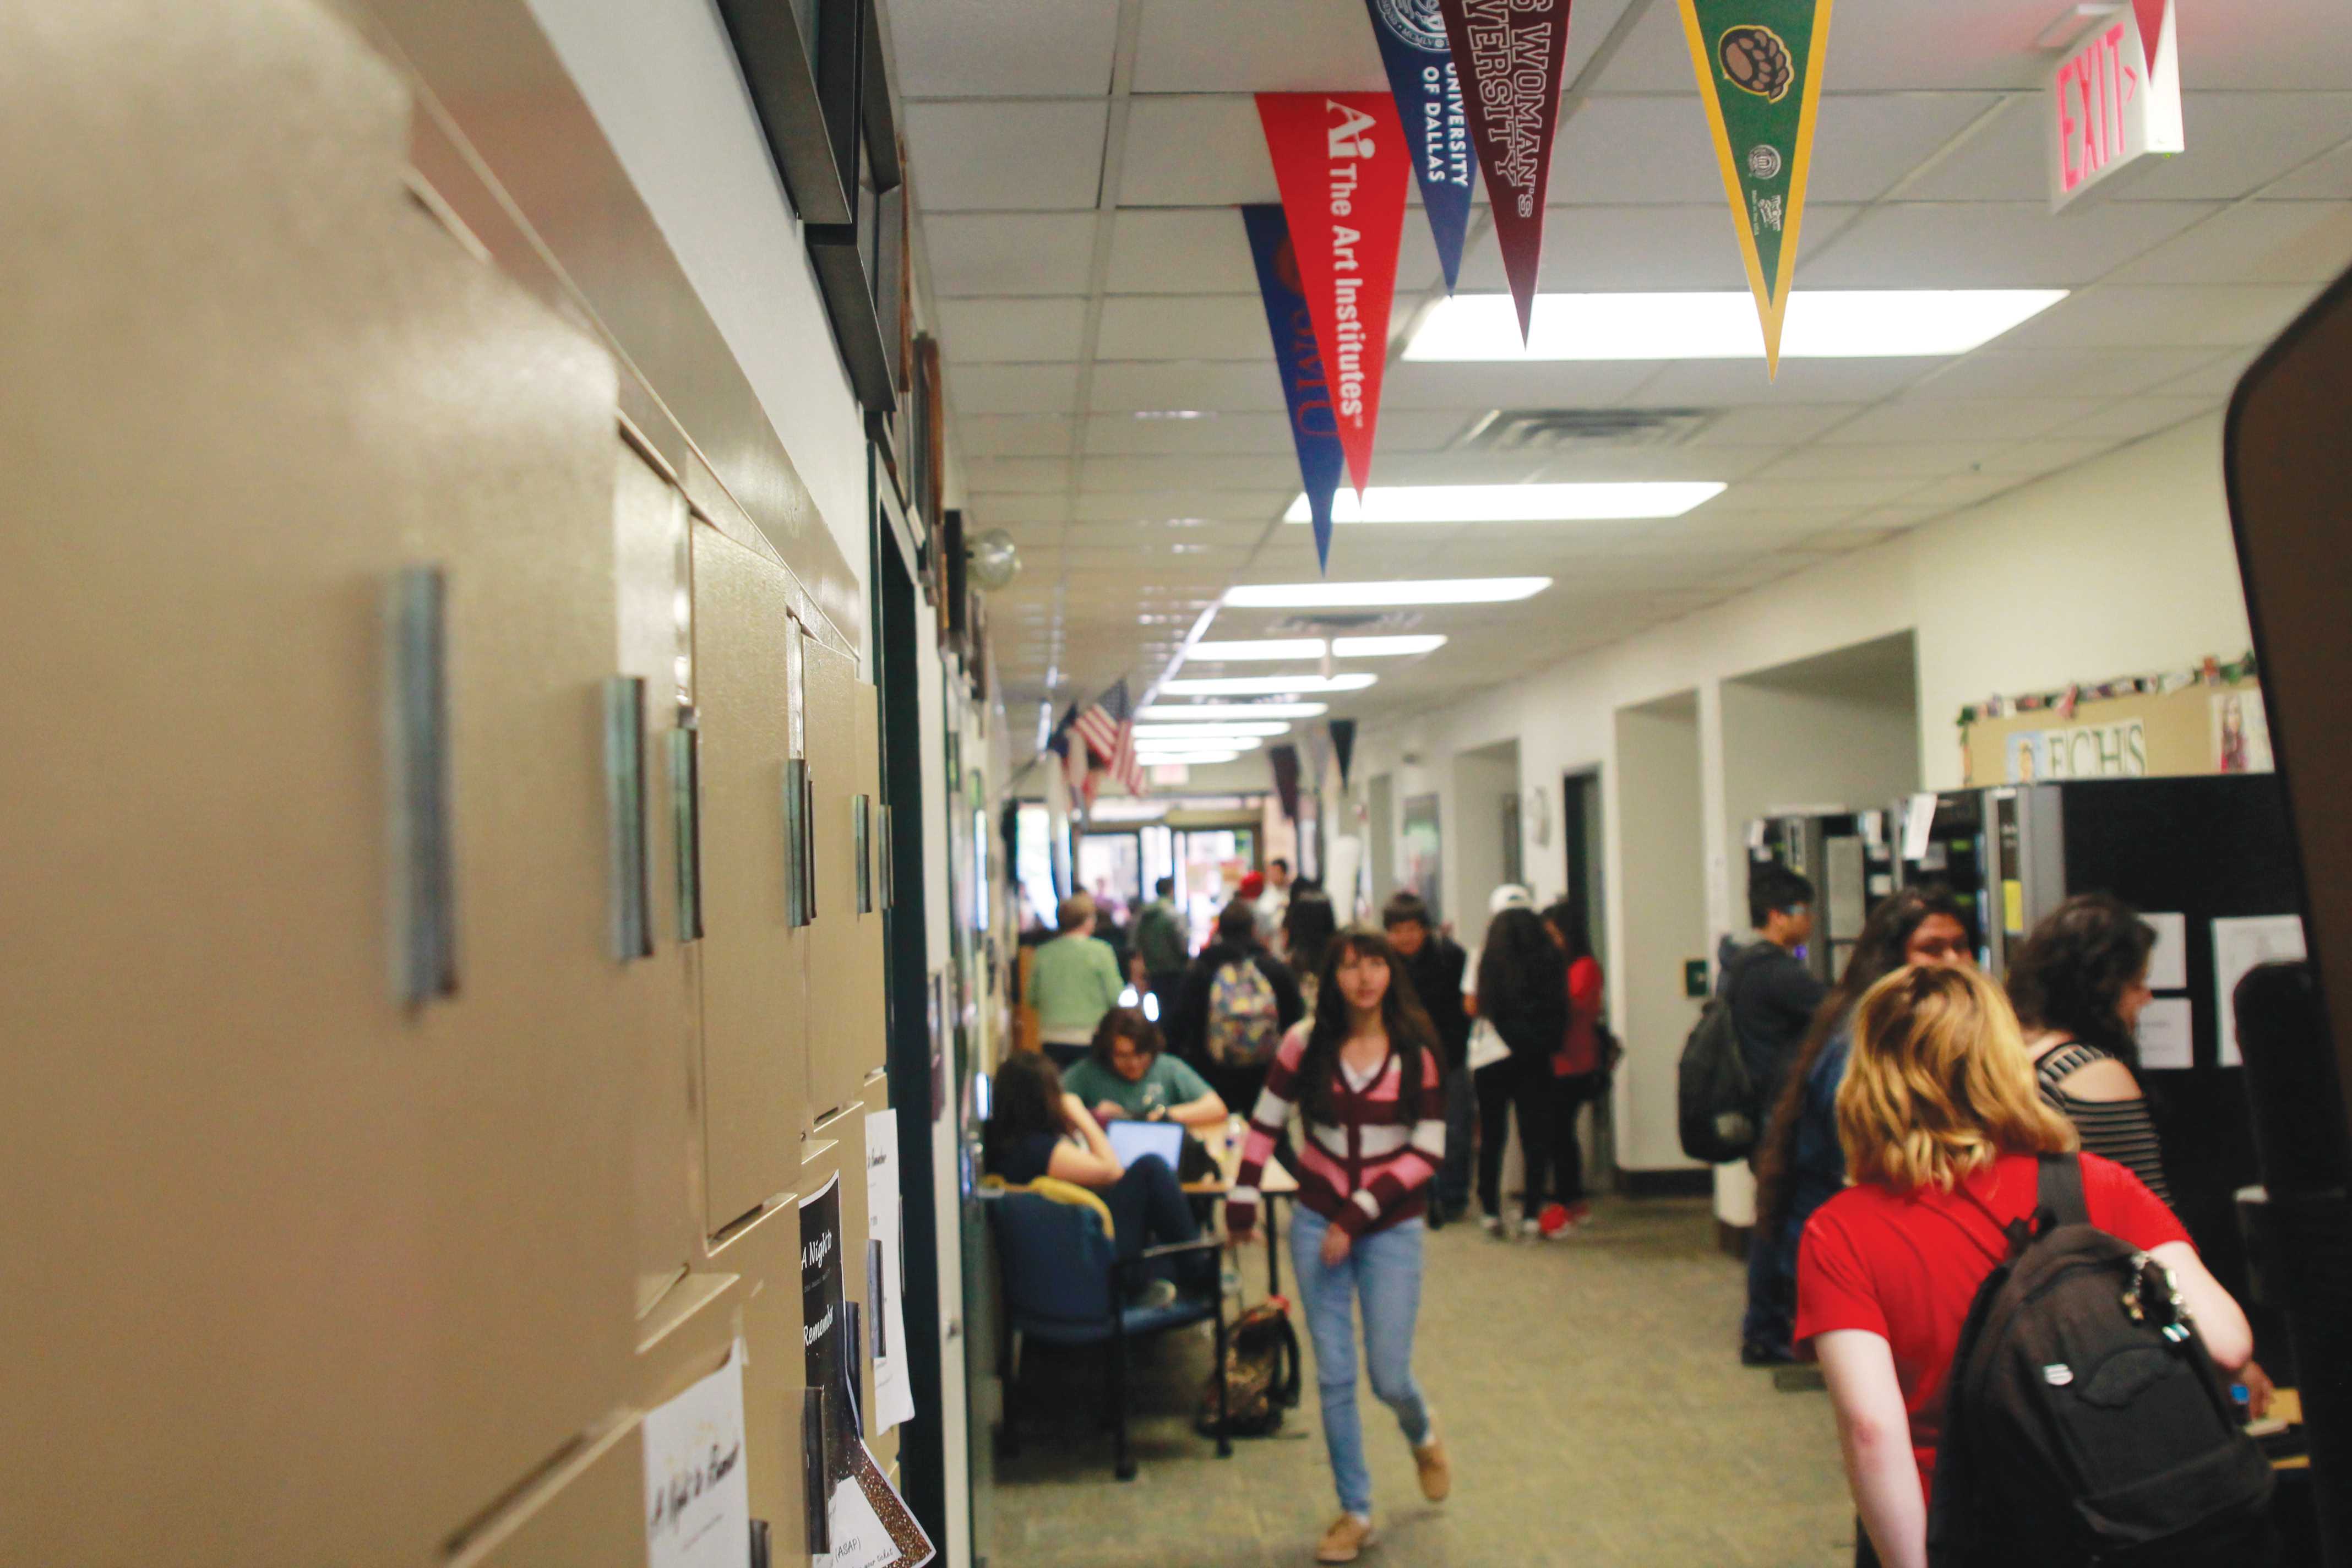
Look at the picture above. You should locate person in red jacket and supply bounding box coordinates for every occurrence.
[1796,965,2252,1568]
[1540,900,1608,1233]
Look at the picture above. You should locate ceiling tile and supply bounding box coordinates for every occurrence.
[2121,95,2352,203]
[956,413,1075,456]
[1907,347,2226,400]
[1382,358,1666,410]
[903,100,1108,210]
[1597,2,2063,94]
[1452,206,1788,293]
[1708,477,1928,513]
[935,297,1090,361]
[1977,439,2121,477]
[1120,97,1277,205]
[1088,360,1287,414]
[1132,0,1385,92]
[893,0,1119,97]
[1096,294,1270,359]
[2106,201,2352,285]
[2054,397,2219,442]
[1797,201,2219,287]
[1084,411,1295,455]
[947,362,1084,413]
[1684,404,1866,444]
[1627,357,1947,406]
[1759,443,2002,481]
[1996,285,2318,350]
[1811,94,2006,202]
[1079,455,1305,489]
[960,456,1073,493]
[924,213,1100,296]
[1550,96,1725,205]
[1069,486,1289,520]
[2264,138,2352,199]
[2148,350,2261,399]
[1819,398,2103,444]
[1105,209,1260,293]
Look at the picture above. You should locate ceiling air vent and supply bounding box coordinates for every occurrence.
[1268,611,1420,635]
[1455,407,1716,453]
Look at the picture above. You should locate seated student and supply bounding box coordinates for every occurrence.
[1798,965,2252,1568]
[1060,1008,1228,1131]
[982,1050,1210,1306]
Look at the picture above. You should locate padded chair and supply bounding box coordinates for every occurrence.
[984,1177,1231,1480]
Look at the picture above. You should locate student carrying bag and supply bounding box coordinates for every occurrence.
[1677,955,1758,1164]
[1929,1155,2276,1568]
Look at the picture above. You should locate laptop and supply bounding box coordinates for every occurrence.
[1106,1118,1186,1172]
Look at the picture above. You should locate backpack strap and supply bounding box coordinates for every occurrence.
[2034,1041,2105,1091]
[2036,1151,2089,1229]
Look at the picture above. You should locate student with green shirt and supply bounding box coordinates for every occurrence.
[1031,892,1128,1068]
[1061,1008,1228,1131]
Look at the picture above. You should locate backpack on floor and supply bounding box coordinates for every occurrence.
[1206,957,1282,1067]
[1676,958,1757,1164]
[1928,1155,2277,1568]
[1198,1299,1303,1438]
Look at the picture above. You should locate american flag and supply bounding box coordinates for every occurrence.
[1072,678,1145,799]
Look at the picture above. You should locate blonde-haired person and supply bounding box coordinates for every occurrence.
[1795,966,2252,1568]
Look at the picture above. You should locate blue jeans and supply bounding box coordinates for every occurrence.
[1290,1208,1433,1516]
[1437,1064,1475,1215]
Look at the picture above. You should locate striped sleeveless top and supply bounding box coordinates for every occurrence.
[2035,1042,2171,1203]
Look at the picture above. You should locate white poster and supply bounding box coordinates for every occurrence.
[643,1342,752,1568]
[2143,912,2189,992]
[2135,997,2194,1072]
[1901,793,1939,863]
[2212,914,2305,1068]
[864,1109,916,1434]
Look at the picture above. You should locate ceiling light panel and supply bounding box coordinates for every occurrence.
[1407,291,2067,361]
[1281,482,1724,524]
[1137,702,1331,720]
[1223,579,1551,608]
[1132,722,1293,739]
[1139,749,1242,766]
[1186,636,1449,661]
[1159,673,1379,695]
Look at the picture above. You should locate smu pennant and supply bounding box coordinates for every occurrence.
[1436,0,1573,342]
[1242,205,1347,572]
[1256,93,1409,502]
[1677,0,1834,376]
[1363,0,1476,292]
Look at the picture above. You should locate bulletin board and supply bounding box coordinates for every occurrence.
[1959,671,2269,786]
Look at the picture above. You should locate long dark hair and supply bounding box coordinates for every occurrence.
[2006,892,2157,1074]
[1284,890,1338,978]
[984,1050,1072,1170]
[1540,899,1594,965]
[1755,883,1966,1234]
[1295,927,1438,1126]
[1475,906,1565,1020]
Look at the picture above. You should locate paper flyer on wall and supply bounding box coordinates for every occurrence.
[642,1341,752,1568]
[2212,914,2305,1068]
[865,1108,916,1433]
[822,1436,934,1568]
[802,1175,853,1478]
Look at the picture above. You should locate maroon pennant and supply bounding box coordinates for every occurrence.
[1436,0,1574,341]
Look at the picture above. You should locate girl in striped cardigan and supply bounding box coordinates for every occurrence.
[1228,927,1452,1563]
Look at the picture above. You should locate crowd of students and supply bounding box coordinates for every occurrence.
[994,863,2275,1567]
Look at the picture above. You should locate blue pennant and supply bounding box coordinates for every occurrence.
[1363,0,1474,292]
[1241,205,1345,573]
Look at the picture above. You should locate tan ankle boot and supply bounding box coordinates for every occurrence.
[1413,1433,1452,1502]
[1317,1513,1377,1562]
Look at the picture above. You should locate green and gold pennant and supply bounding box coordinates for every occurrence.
[1676,0,1833,377]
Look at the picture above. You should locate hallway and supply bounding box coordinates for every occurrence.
[993,1197,1853,1568]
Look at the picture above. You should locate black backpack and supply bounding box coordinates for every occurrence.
[1676,955,1758,1164]
[1929,1156,2276,1568]
[1199,1299,1303,1438]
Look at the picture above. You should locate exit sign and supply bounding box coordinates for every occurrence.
[2048,0,2182,210]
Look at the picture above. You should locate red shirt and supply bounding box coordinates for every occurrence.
[1553,956,1604,1077]
[1795,1151,2188,1500]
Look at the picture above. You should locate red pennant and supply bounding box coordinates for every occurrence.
[1436,0,1574,342]
[2131,0,2166,71]
[1256,93,1409,498]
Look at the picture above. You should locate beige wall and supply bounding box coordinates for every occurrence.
[1354,414,2253,1168]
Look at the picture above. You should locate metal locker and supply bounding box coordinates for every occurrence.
[451,1419,647,1568]
[802,636,867,1125]
[689,521,812,1235]
[1,7,641,1558]
[727,1199,814,1563]
[850,683,889,1082]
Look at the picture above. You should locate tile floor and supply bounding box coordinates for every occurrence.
[988,1196,1857,1567]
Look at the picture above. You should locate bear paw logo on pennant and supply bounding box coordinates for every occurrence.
[1718,25,1794,100]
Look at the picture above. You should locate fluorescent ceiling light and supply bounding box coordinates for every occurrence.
[1186,635,1447,661]
[1160,673,1378,696]
[1282,483,1722,525]
[1405,290,2068,361]
[1137,736,1264,753]
[1224,578,1549,609]
[1137,702,1330,720]
[1141,750,1241,766]
[1132,722,1293,739]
